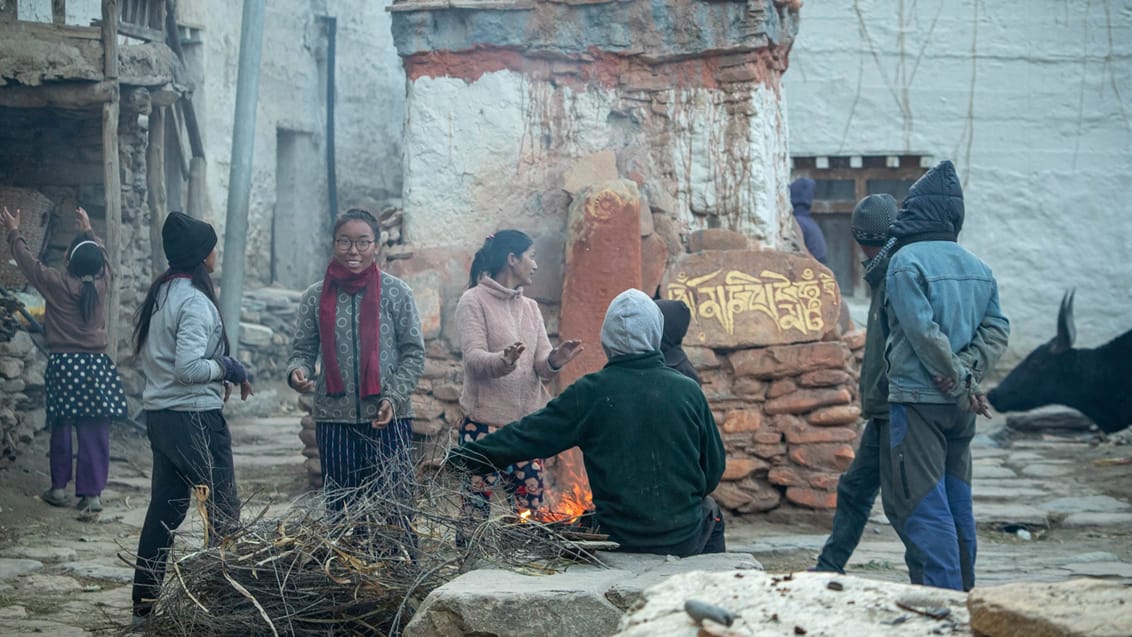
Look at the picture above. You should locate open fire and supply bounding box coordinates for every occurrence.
[540,448,594,524]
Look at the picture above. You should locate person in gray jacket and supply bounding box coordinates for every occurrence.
[131,212,253,622]
[287,209,425,519]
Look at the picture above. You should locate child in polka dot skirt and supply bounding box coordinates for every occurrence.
[2,205,127,513]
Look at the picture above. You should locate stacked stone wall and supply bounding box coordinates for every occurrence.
[0,329,47,466]
[660,241,863,512]
[704,334,865,512]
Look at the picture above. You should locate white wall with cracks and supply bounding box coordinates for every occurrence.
[785,0,1132,367]
[403,71,791,251]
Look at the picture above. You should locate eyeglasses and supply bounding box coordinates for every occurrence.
[334,237,375,251]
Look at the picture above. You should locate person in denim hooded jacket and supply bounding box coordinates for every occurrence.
[881,160,1009,592]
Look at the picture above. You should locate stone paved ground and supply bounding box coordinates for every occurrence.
[0,399,1129,636]
[728,417,1132,588]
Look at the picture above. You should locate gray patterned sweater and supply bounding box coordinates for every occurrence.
[286,272,424,423]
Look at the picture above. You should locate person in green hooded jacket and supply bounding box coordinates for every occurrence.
[448,288,726,556]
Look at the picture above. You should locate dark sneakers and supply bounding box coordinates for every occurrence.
[41,488,70,507]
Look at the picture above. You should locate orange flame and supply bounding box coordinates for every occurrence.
[542,447,593,524]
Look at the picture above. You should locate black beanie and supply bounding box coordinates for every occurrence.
[163,211,217,269]
[851,194,898,246]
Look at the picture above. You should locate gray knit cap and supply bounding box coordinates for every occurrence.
[851,194,898,246]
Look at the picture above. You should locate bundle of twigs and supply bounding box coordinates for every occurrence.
[139,469,604,637]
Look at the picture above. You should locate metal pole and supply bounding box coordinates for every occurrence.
[319,16,339,223]
[219,0,266,357]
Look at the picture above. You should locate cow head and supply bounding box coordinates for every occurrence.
[987,291,1076,413]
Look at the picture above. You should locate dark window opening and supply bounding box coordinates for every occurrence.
[792,155,929,298]
[813,179,856,202]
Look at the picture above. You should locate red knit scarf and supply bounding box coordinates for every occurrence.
[319,260,382,398]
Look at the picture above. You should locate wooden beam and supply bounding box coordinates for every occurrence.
[148,82,180,106]
[101,0,122,362]
[186,156,205,219]
[147,105,167,276]
[169,100,190,173]
[103,1,119,79]
[120,20,164,42]
[164,0,186,59]
[53,0,67,25]
[0,81,116,109]
[102,97,122,362]
[91,17,163,42]
[3,22,102,39]
[180,95,204,158]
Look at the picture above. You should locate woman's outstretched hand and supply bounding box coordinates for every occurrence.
[501,341,526,366]
[548,339,584,369]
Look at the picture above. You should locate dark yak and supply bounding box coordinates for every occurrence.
[988,291,1132,434]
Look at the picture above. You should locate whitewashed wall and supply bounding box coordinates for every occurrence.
[403,70,790,251]
[784,0,1132,366]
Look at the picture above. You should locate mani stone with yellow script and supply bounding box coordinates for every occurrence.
[661,250,841,349]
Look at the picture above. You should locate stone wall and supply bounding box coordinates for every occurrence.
[707,335,865,512]
[0,329,46,467]
[236,287,304,381]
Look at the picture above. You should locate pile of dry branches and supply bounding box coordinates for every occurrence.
[138,469,604,636]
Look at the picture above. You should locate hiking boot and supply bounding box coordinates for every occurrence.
[41,488,70,508]
[77,495,103,512]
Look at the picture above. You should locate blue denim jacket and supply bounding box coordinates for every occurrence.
[884,241,1009,404]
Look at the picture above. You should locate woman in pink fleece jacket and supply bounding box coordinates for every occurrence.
[455,230,582,534]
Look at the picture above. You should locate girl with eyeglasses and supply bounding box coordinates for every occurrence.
[286,208,425,526]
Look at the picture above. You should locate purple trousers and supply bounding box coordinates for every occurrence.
[50,419,111,497]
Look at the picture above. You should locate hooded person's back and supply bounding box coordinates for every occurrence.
[890,160,964,240]
[790,178,828,263]
[599,289,664,359]
[884,160,1008,404]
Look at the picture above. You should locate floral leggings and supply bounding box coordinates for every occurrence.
[458,417,545,522]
